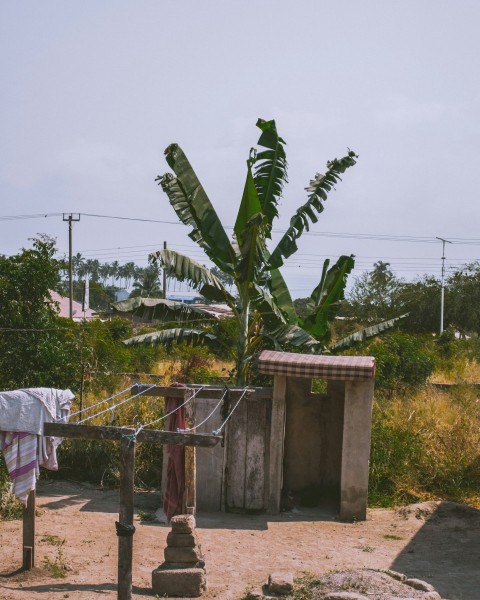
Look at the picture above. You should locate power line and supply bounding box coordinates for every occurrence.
[81,213,182,225]
[0,213,63,221]
[4,211,480,245]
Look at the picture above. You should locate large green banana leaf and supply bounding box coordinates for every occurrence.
[250,283,288,330]
[234,165,269,285]
[262,323,322,352]
[267,267,297,325]
[151,249,235,305]
[252,118,288,234]
[269,150,357,268]
[301,255,355,342]
[329,314,408,351]
[157,144,236,271]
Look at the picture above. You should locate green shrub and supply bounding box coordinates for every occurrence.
[349,333,435,392]
[165,344,225,384]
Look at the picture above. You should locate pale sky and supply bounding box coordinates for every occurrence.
[2,1,480,297]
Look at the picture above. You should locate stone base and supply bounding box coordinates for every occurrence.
[165,545,203,563]
[152,565,206,598]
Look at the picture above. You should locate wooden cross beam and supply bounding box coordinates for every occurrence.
[44,422,222,447]
[133,383,271,399]
[41,421,222,600]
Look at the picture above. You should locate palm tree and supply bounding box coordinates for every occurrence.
[98,263,110,286]
[72,252,84,281]
[130,264,163,298]
[125,118,357,384]
[123,262,137,289]
[110,260,120,286]
[85,259,100,283]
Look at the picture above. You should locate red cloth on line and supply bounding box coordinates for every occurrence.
[163,382,186,522]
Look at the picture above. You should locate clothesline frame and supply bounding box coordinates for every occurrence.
[22,383,252,600]
[42,421,222,600]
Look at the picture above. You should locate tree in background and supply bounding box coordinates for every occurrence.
[346,261,405,322]
[125,118,358,384]
[0,236,164,392]
[343,260,480,338]
[396,275,441,334]
[130,264,163,298]
[446,261,480,336]
[0,236,79,389]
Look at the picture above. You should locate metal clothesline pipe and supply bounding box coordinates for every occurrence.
[75,384,157,425]
[67,384,136,420]
[135,386,205,433]
[213,388,248,434]
[178,389,227,433]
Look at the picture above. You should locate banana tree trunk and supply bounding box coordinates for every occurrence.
[236,288,250,386]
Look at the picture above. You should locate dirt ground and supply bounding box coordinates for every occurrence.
[0,480,479,600]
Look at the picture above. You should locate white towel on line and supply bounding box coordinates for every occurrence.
[0,387,74,435]
[0,387,74,504]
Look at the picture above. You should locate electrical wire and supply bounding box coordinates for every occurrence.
[5,210,480,245]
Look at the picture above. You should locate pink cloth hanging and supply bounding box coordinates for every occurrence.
[163,382,186,521]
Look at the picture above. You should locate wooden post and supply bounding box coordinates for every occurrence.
[268,375,287,513]
[117,434,136,600]
[184,389,196,515]
[22,490,35,570]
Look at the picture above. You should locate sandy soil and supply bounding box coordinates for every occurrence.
[0,480,479,600]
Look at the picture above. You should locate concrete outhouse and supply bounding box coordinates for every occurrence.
[154,350,376,521]
[257,350,376,521]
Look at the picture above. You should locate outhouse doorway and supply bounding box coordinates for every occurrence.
[258,350,376,521]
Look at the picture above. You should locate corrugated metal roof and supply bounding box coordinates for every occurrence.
[49,290,97,321]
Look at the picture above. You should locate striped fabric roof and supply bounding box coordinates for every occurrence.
[258,350,375,381]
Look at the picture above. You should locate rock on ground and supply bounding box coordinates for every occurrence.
[310,569,445,600]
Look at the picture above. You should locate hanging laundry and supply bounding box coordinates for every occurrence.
[0,388,74,435]
[0,387,74,504]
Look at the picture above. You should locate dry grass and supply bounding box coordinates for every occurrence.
[370,385,480,508]
[429,357,480,384]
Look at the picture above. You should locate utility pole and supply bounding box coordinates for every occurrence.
[162,240,167,299]
[63,213,81,319]
[436,236,452,335]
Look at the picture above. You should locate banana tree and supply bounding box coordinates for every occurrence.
[124,119,357,385]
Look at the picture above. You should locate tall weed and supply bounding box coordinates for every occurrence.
[370,386,480,507]
[51,390,166,488]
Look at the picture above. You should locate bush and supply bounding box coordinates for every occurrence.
[349,333,435,392]
[50,392,166,488]
[165,343,228,384]
[369,400,423,506]
[369,387,480,507]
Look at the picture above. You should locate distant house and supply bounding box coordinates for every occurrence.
[110,297,233,323]
[166,294,204,304]
[115,289,130,302]
[49,290,97,321]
